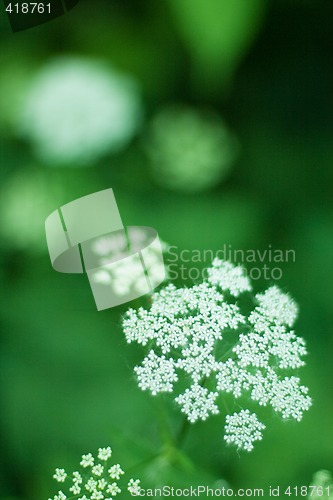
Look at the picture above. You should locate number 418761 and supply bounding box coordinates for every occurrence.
[6,3,51,14]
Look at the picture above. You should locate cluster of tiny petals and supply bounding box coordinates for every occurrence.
[69,483,81,495]
[98,447,112,461]
[218,363,312,421]
[128,479,141,496]
[269,376,312,421]
[123,259,311,451]
[80,453,94,468]
[233,325,306,370]
[49,448,140,500]
[123,268,245,418]
[73,472,82,483]
[92,464,104,476]
[224,410,265,451]
[107,483,121,496]
[108,464,124,480]
[216,359,251,398]
[255,286,298,327]
[134,350,178,395]
[176,342,217,383]
[207,258,252,296]
[53,493,66,500]
[175,384,219,423]
[123,281,245,355]
[53,469,67,483]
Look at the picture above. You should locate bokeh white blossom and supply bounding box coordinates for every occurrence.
[18,57,143,166]
[123,258,312,451]
[146,106,238,192]
[308,470,333,499]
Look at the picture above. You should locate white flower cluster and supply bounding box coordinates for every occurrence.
[146,106,238,192]
[123,258,312,451]
[175,384,219,423]
[19,57,142,166]
[49,447,141,500]
[207,260,252,297]
[224,410,265,452]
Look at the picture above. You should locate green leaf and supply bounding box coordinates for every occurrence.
[168,0,266,94]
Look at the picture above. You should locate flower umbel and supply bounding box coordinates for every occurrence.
[128,479,141,496]
[224,410,265,452]
[49,447,140,500]
[146,106,238,192]
[123,258,312,451]
[53,469,67,483]
[19,57,142,166]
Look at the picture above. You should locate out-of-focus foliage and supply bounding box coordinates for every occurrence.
[168,0,266,93]
[0,55,36,133]
[0,167,99,252]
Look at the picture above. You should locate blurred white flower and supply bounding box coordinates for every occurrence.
[18,57,143,165]
[123,258,312,451]
[309,470,333,499]
[0,169,67,252]
[146,106,238,192]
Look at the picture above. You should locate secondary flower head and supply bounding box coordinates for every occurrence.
[146,106,238,192]
[108,464,124,481]
[53,469,67,483]
[309,470,333,499]
[175,384,219,423]
[128,479,141,496]
[224,410,265,452]
[123,258,312,452]
[49,447,140,500]
[80,453,94,468]
[98,447,112,461]
[19,56,142,166]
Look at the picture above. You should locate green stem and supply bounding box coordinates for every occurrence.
[175,415,192,448]
[126,451,161,474]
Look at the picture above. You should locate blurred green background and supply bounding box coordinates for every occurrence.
[0,0,332,498]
